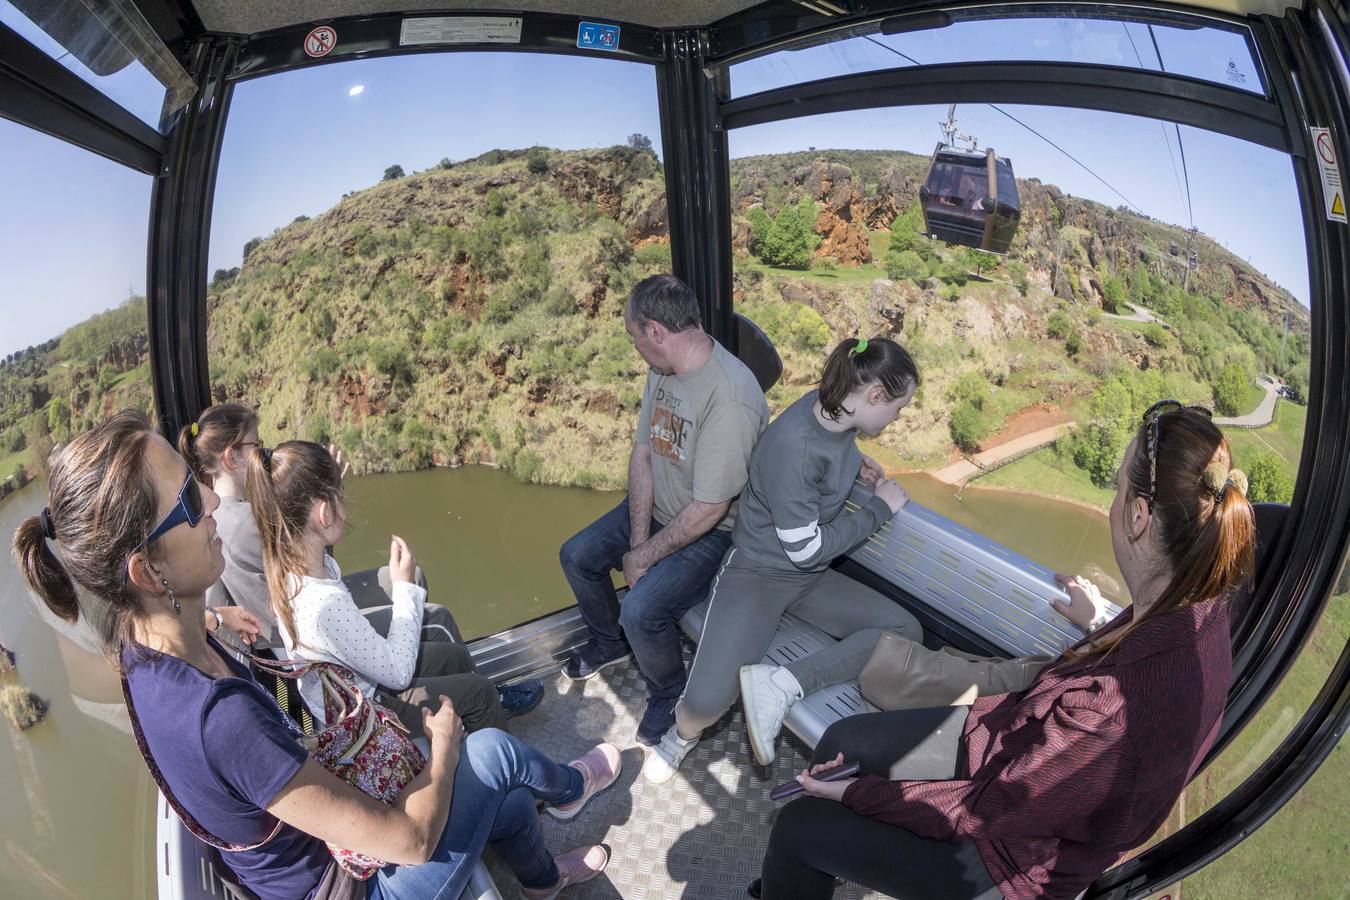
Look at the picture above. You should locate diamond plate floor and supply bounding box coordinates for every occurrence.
[484,655,888,899]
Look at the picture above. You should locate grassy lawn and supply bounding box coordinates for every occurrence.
[1240,378,1267,415]
[975,445,1115,510]
[0,446,28,482]
[737,256,888,285]
[1182,593,1349,898]
[1223,401,1307,470]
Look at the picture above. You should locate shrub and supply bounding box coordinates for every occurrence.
[242,236,263,260]
[1246,451,1294,503]
[302,348,341,381]
[634,242,673,269]
[313,309,337,342]
[382,164,405,181]
[47,396,71,441]
[754,199,821,269]
[525,149,549,174]
[815,255,838,271]
[947,371,989,410]
[886,249,928,282]
[939,284,962,302]
[354,233,379,257]
[887,202,927,255]
[1047,310,1072,339]
[788,305,831,351]
[368,339,413,386]
[1065,331,1084,356]
[1143,323,1168,347]
[1212,362,1250,416]
[949,401,988,452]
[1101,274,1127,313]
[437,157,454,170]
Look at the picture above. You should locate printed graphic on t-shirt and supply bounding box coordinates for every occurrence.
[649,405,691,464]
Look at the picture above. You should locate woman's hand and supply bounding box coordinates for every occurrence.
[859,454,885,485]
[422,695,464,760]
[872,477,910,515]
[209,606,263,644]
[796,752,858,803]
[389,534,417,584]
[1051,573,1107,631]
[327,444,351,481]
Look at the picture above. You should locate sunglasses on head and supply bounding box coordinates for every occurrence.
[124,471,205,583]
[1142,399,1213,509]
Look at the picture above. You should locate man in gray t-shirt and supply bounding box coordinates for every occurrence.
[559,274,767,745]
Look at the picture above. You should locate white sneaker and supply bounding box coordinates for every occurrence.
[641,725,697,784]
[740,664,803,766]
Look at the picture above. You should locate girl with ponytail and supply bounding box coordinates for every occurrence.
[12,412,619,900]
[756,404,1256,900]
[244,441,537,738]
[646,337,928,782]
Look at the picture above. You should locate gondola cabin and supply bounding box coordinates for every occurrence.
[919,145,1021,253]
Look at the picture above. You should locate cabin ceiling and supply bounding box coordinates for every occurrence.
[187,1,1303,37]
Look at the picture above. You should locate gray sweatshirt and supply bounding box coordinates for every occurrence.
[731,390,893,573]
[212,495,277,643]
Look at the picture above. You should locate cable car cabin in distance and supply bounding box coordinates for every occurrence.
[919,144,1021,253]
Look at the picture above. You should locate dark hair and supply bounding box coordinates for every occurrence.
[246,441,342,649]
[627,273,702,333]
[818,337,921,422]
[1070,408,1254,662]
[178,402,259,486]
[10,410,159,660]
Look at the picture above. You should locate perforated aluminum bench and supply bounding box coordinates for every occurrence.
[679,485,1122,750]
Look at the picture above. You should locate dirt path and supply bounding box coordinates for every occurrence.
[933,421,1076,484]
[1214,376,1280,428]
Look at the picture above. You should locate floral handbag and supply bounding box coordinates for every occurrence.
[122,644,425,881]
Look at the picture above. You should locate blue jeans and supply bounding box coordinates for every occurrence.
[560,499,733,700]
[366,728,583,900]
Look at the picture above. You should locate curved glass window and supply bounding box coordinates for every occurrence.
[727,13,1265,99]
[208,52,667,638]
[0,116,154,897]
[727,103,1308,616]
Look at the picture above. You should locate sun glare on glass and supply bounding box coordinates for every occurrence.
[348,84,365,96]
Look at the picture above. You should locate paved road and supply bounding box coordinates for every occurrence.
[933,421,1077,485]
[1215,376,1280,428]
[1104,305,1163,325]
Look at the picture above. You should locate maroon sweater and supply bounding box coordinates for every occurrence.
[841,596,1232,899]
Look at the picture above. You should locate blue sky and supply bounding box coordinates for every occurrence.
[0,14,1311,359]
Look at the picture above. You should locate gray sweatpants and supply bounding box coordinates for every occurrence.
[674,547,924,738]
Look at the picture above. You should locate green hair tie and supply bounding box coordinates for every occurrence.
[850,339,869,356]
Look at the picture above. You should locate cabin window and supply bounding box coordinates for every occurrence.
[725,11,1266,99]
[727,103,1309,613]
[206,51,669,638]
[0,117,154,493]
[0,0,178,129]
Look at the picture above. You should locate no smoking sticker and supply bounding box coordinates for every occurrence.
[304,26,337,58]
[1310,126,1347,224]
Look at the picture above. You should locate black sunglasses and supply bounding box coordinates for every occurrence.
[1142,399,1213,509]
[124,471,205,583]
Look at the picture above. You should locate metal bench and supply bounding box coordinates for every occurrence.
[679,485,1120,749]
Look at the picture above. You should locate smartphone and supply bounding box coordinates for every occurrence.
[770,760,861,801]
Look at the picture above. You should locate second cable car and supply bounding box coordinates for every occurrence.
[918,106,1021,253]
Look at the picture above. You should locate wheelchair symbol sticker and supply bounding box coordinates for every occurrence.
[577,22,620,51]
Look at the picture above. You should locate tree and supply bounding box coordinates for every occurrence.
[242,236,263,260]
[887,202,927,255]
[437,157,454,170]
[1212,362,1250,416]
[382,164,405,181]
[949,401,988,452]
[885,250,928,283]
[1246,451,1294,503]
[525,148,549,174]
[627,133,654,153]
[754,199,821,269]
[1101,274,1127,314]
[47,397,71,442]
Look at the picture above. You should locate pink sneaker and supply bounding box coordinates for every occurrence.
[519,844,610,900]
[546,742,622,821]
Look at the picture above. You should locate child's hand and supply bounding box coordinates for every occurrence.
[389,534,417,584]
[873,478,910,515]
[859,454,885,485]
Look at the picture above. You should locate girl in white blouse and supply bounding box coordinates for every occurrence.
[247,441,515,737]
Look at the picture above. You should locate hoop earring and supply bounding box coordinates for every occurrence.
[161,578,181,614]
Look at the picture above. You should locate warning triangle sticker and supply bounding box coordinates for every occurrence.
[1333,193,1346,217]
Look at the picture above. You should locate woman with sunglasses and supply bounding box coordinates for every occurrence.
[752,402,1254,900]
[12,411,619,900]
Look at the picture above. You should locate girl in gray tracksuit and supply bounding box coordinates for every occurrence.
[643,337,926,781]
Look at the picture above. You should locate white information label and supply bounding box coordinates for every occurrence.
[1310,126,1347,224]
[399,16,522,46]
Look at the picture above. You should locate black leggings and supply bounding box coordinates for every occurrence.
[760,707,1003,900]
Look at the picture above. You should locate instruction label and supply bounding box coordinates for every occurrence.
[399,16,522,45]
[577,22,620,51]
[1310,126,1347,224]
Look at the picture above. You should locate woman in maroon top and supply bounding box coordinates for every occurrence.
[756,404,1254,900]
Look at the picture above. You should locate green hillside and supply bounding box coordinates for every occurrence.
[0,144,1311,506]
